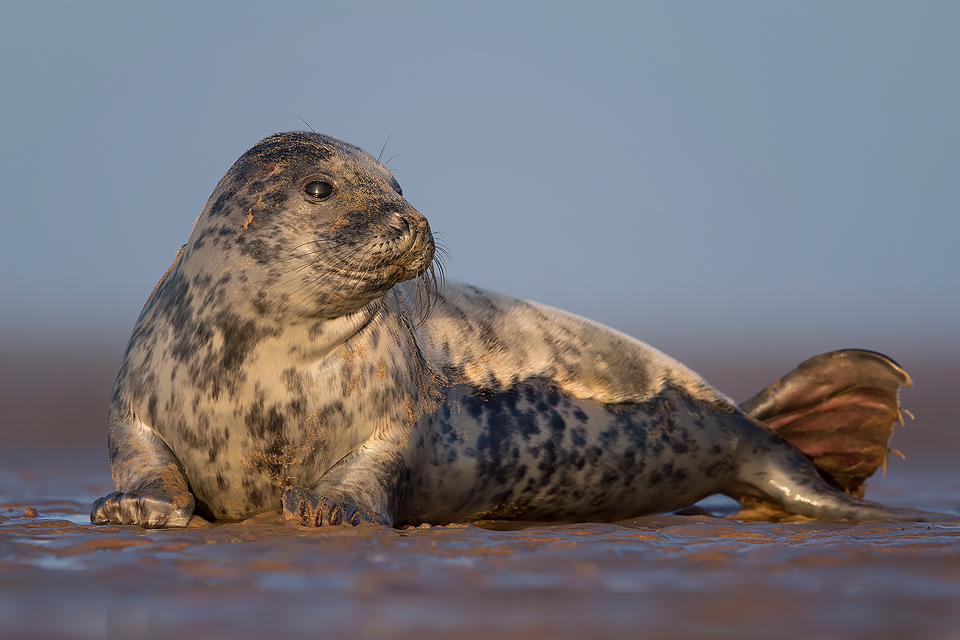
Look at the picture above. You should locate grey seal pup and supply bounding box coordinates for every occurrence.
[91,131,952,528]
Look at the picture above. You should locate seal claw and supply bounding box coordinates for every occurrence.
[282,486,388,527]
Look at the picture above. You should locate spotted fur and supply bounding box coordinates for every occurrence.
[91,131,951,528]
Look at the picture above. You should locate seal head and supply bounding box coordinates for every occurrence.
[187,131,436,321]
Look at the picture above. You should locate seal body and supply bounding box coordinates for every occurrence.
[91,131,951,528]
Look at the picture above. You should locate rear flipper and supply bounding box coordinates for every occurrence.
[734,349,922,520]
[90,418,195,528]
[729,425,955,523]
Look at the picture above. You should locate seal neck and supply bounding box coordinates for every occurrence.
[288,298,387,361]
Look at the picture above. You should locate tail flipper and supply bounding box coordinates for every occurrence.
[736,349,912,520]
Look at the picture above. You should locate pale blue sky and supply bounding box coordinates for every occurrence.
[1,2,957,362]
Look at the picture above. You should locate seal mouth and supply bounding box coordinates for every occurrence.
[396,215,442,324]
[300,218,432,278]
[385,262,410,282]
[398,217,436,279]
[279,205,441,321]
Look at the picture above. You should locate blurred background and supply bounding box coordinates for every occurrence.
[1,2,957,467]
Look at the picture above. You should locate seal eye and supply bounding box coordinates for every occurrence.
[304,180,333,199]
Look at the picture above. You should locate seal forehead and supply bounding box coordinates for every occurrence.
[238,131,393,185]
[193,131,403,237]
[207,131,399,218]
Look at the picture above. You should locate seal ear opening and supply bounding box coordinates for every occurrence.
[735,349,912,519]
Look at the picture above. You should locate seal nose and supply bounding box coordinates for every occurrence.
[407,208,430,232]
[396,207,431,238]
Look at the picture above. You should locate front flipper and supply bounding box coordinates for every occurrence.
[281,443,399,527]
[282,486,389,526]
[91,490,194,528]
[90,418,195,528]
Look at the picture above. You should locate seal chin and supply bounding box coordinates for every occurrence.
[401,232,436,282]
[392,223,439,322]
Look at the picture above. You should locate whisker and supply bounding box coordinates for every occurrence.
[290,113,316,133]
[377,131,394,164]
[385,153,402,168]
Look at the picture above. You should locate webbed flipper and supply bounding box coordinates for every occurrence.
[281,441,398,527]
[282,486,390,526]
[735,349,913,520]
[90,418,195,528]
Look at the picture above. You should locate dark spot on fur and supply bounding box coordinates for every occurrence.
[147,394,158,426]
[252,290,271,316]
[264,188,288,207]
[209,191,233,217]
[245,397,286,440]
[244,239,266,262]
[548,412,566,435]
[570,427,587,448]
[600,468,619,485]
[218,315,259,370]
[281,368,305,397]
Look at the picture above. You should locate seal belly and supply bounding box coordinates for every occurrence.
[401,381,740,524]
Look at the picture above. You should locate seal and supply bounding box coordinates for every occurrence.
[91,131,953,528]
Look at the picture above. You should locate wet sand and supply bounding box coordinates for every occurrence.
[2,348,959,639]
[3,448,960,639]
